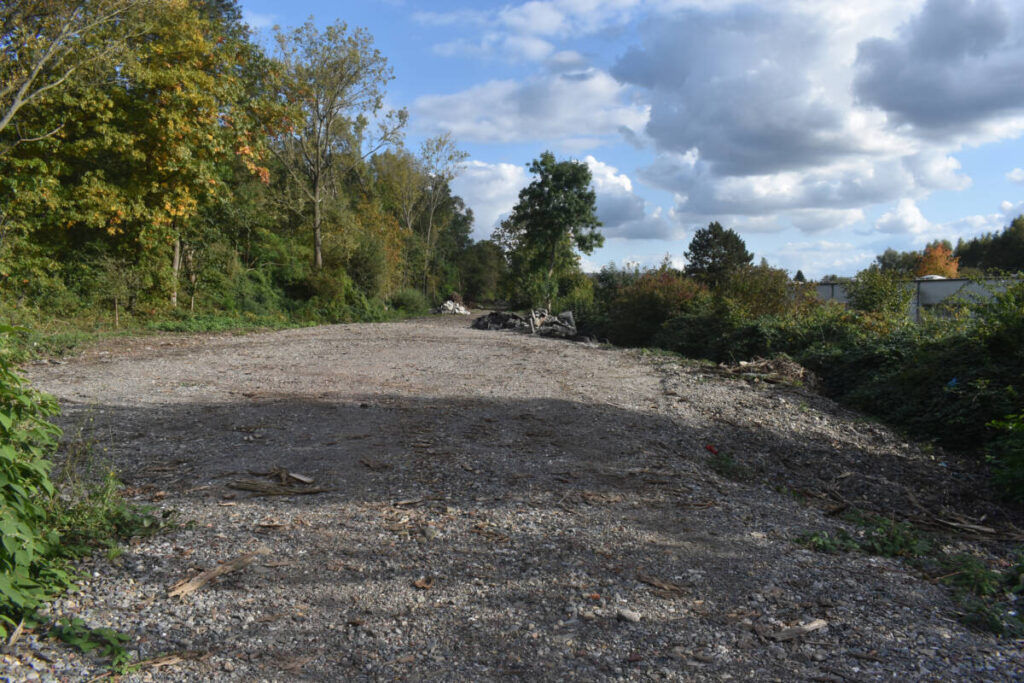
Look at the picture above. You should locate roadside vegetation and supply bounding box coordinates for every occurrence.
[0,326,169,672]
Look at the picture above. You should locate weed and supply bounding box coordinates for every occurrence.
[707,451,750,481]
[859,519,931,558]
[940,553,1004,596]
[796,529,859,554]
[50,617,134,673]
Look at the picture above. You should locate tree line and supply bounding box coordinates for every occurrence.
[0,0,508,326]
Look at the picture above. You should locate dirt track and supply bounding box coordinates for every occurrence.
[13,314,1024,681]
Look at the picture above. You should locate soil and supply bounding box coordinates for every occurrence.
[8,313,1024,681]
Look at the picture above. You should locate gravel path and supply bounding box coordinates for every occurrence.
[8,314,1024,681]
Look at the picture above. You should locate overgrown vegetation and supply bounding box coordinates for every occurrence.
[571,226,1024,501]
[798,514,1024,637]
[0,327,167,672]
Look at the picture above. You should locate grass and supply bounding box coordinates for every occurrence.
[797,513,1024,636]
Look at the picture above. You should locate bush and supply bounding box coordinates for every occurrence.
[846,267,912,316]
[0,326,67,638]
[654,296,741,360]
[390,287,430,315]
[988,410,1024,502]
[721,263,792,317]
[605,270,708,347]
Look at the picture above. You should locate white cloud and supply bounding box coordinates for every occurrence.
[450,161,529,238]
[584,156,682,239]
[412,9,490,27]
[603,1,1023,233]
[502,34,556,61]
[903,151,972,191]
[500,2,567,35]
[413,69,648,144]
[242,11,275,29]
[875,199,932,235]
[1008,168,1024,183]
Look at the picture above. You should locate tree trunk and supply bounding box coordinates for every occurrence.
[171,237,181,307]
[113,295,119,329]
[313,192,323,270]
[545,244,558,311]
[422,207,434,295]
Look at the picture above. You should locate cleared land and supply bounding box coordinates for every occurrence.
[11,314,1024,681]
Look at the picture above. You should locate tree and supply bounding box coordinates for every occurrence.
[683,221,752,288]
[874,247,920,275]
[493,151,602,309]
[0,0,147,155]
[419,133,468,294]
[265,19,406,270]
[459,240,506,303]
[794,269,806,282]
[916,241,959,278]
[955,215,1024,273]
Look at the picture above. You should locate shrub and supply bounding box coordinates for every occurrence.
[606,270,708,347]
[0,326,67,639]
[653,296,740,361]
[846,267,912,316]
[721,263,792,317]
[390,287,430,315]
[988,410,1024,502]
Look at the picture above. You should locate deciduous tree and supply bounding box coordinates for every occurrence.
[265,20,406,270]
[493,151,602,309]
[916,241,959,278]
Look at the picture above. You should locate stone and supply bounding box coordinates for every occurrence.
[616,609,642,623]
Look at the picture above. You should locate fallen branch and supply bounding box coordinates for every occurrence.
[637,573,687,597]
[770,618,828,641]
[227,479,331,496]
[169,547,270,597]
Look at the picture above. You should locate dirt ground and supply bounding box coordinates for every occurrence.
[11,313,1024,681]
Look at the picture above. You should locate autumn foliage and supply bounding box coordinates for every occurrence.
[916,242,960,278]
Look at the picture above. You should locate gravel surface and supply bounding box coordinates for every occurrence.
[8,313,1024,681]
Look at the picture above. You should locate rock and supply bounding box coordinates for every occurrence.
[616,609,642,623]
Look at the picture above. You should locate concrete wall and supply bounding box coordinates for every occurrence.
[814,278,1015,321]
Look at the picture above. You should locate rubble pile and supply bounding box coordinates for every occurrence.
[472,309,587,341]
[434,300,472,315]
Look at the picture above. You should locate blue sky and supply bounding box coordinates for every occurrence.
[239,0,1024,278]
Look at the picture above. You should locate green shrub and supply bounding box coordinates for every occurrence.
[390,287,430,315]
[721,263,793,317]
[988,409,1024,502]
[606,270,708,347]
[845,267,913,316]
[653,296,740,360]
[0,326,67,639]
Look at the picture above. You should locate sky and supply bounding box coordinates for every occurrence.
[238,0,1024,279]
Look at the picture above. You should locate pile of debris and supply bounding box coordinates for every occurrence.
[472,309,584,340]
[719,356,818,389]
[434,300,471,315]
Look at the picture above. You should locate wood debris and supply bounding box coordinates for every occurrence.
[360,458,392,472]
[168,547,270,597]
[769,618,828,641]
[636,573,688,598]
[471,521,511,543]
[228,479,331,496]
